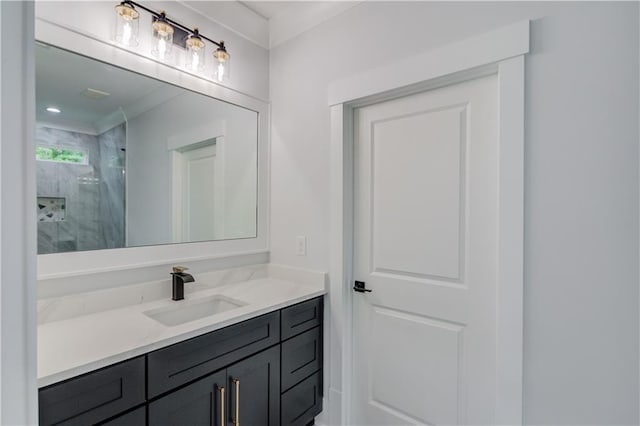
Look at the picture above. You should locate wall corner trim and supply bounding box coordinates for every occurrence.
[1,1,38,423]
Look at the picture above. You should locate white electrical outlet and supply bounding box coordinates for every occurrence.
[296,236,307,256]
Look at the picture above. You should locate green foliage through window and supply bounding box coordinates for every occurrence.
[36,146,87,164]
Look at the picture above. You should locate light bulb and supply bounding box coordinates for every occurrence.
[157,38,167,60]
[122,21,132,45]
[217,63,225,81]
[191,52,200,70]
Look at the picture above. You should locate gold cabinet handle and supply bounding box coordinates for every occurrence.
[233,378,240,426]
[217,386,225,426]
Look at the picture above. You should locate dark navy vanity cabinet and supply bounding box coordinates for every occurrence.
[280,297,323,426]
[38,296,324,426]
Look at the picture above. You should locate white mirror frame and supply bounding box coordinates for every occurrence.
[35,19,270,280]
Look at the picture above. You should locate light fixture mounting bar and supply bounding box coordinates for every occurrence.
[122,0,224,48]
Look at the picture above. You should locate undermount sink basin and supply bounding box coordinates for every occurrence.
[144,295,247,326]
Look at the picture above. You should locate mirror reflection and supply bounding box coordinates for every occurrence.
[36,43,258,255]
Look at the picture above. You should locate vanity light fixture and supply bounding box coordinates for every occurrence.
[213,42,230,82]
[185,28,205,72]
[114,1,140,47]
[113,1,231,81]
[151,11,174,60]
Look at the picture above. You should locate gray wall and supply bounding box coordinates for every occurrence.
[269,2,639,424]
[127,93,257,247]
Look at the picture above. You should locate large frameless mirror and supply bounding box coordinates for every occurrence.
[36,42,258,255]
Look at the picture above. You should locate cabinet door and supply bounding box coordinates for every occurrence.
[98,406,146,426]
[148,370,227,426]
[226,345,280,426]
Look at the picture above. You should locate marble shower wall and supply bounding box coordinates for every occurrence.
[37,125,126,254]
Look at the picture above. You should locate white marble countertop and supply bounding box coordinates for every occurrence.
[38,266,326,388]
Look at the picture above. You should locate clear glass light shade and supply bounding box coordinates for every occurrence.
[114,3,139,47]
[151,17,174,61]
[185,33,206,72]
[213,46,230,82]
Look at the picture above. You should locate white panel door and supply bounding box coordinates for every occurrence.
[353,74,499,426]
[182,144,217,241]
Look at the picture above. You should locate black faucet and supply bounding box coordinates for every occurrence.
[170,266,194,301]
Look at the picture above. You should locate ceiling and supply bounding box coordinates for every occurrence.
[238,1,294,19]
[180,1,363,49]
[35,43,181,134]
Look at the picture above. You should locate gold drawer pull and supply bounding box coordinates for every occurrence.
[217,386,225,426]
[233,378,240,426]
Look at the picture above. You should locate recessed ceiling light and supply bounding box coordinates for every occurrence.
[46,107,61,114]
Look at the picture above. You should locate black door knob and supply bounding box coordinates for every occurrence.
[353,281,372,293]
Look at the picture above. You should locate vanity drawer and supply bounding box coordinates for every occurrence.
[147,311,280,398]
[39,356,145,426]
[281,371,323,426]
[281,327,322,392]
[281,297,323,340]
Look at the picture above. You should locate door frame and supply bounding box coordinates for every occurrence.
[327,20,529,426]
[173,141,225,242]
[168,121,226,243]
[171,139,226,243]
